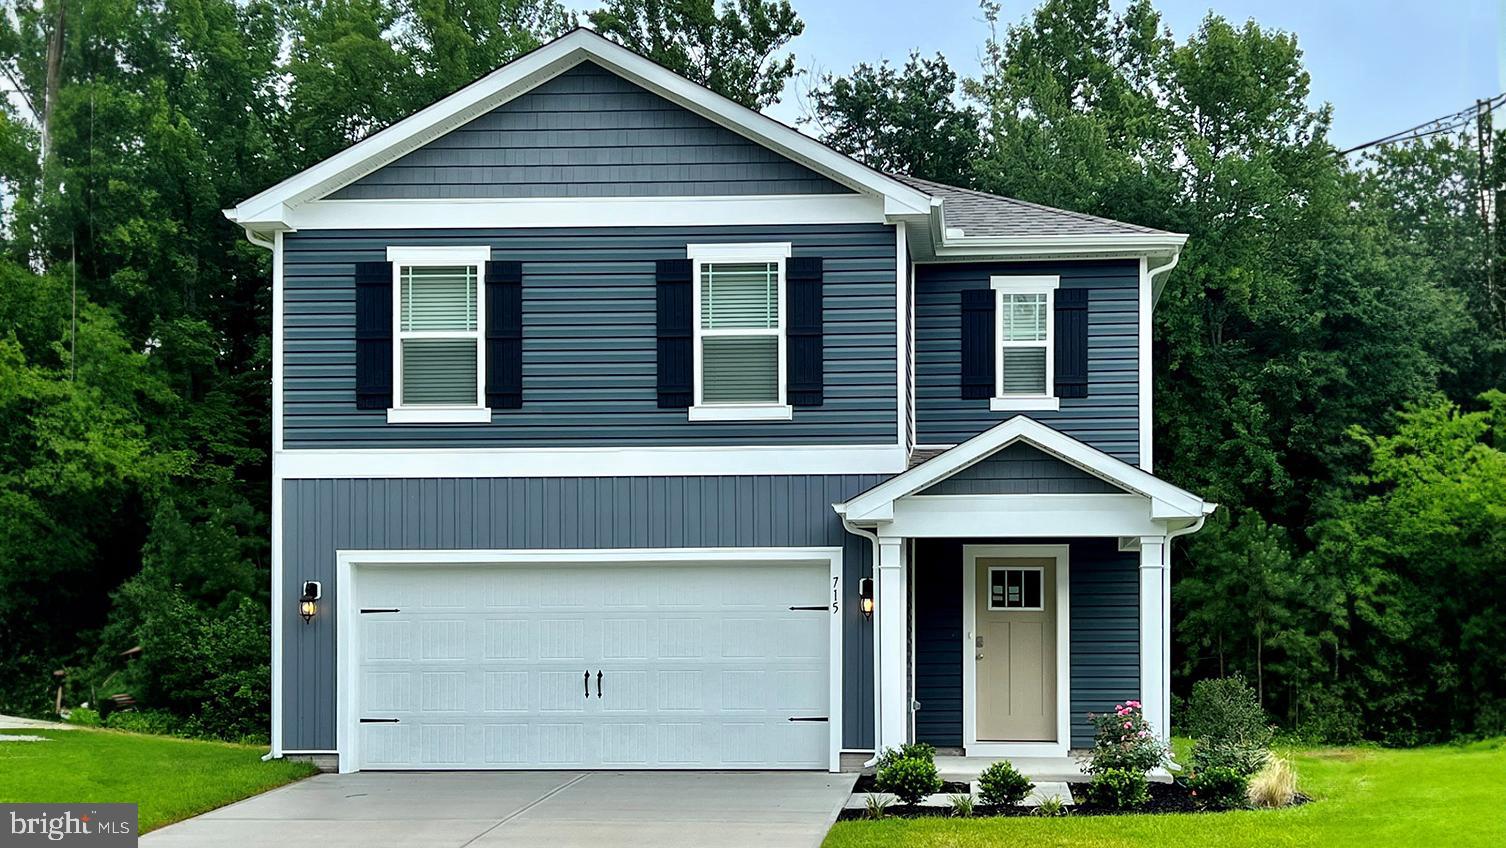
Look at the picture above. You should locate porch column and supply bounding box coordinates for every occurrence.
[876,536,908,753]
[1138,536,1170,742]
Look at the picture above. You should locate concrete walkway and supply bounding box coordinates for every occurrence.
[0,714,72,730]
[142,771,856,848]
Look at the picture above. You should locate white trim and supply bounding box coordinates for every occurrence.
[1139,257,1153,472]
[689,242,790,417]
[269,455,283,757]
[225,29,931,227]
[272,232,284,453]
[880,493,1171,539]
[280,749,338,755]
[388,246,491,417]
[837,416,1210,522]
[986,565,1045,611]
[962,544,1071,758]
[385,245,492,266]
[990,397,1060,412]
[334,545,845,774]
[991,275,1058,406]
[896,223,909,449]
[876,537,907,752]
[274,444,907,479]
[385,407,492,424]
[1139,537,1169,742]
[990,275,1060,294]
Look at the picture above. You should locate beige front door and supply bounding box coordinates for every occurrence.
[974,556,1057,741]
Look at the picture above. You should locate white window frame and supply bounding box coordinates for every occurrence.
[990,275,1060,412]
[986,565,1046,612]
[386,245,492,424]
[687,242,793,422]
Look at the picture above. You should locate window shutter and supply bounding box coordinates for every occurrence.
[786,256,824,407]
[354,261,393,410]
[656,259,693,408]
[960,288,995,399]
[1054,287,1089,398]
[485,260,523,409]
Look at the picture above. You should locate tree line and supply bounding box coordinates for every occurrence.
[0,0,1499,744]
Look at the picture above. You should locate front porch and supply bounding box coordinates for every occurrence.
[834,417,1215,766]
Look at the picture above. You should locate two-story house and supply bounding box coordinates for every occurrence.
[227,29,1213,774]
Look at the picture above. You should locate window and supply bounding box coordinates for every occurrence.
[990,276,1060,411]
[689,243,792,421]
[988,567,1044,611]
[387,246,491,424]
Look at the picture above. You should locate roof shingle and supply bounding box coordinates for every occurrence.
[892,174,1174,239]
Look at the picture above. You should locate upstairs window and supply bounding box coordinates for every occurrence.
[689,243,792,421]
[389,246,489,419]
[991,275,1059,410]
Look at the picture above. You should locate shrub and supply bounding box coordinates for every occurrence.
[1185,676,1273,776]
[1247,757,1299,808]
[947,793,975,817]
[105,708,183,736]
[862,794,890,820]
[1032,795,1066,817]
[977,760,1034,806]
[1187,765,1249,810]
[1082,700,1168,776]
[1086,767,1149,810]
[875,756,943,805]
[874,741,936,770]
[65,707,101,727]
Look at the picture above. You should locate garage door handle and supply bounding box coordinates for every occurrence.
[583,670,590,698]
[596,670,603,698]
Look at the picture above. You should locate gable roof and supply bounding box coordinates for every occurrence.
[893,175,1172,239]
[835,416,1214,523]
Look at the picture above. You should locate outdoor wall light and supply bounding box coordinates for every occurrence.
[859,577,874,621]
[299,581,321,623]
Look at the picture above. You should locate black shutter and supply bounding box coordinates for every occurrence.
[1054,288,1089,398]
[354,261,393,409]
[485,260,523,409]
[960,288,995,399]
[656,259,693,408]
[786,257,824,407]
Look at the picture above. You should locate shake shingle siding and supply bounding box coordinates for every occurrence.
[281,223,899,448]
[329,62,850,199]
[914,260,1140,463]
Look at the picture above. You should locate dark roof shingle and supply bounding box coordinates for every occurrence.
[892,174,1174,239]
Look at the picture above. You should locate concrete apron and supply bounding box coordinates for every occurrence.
[141,771,857,848]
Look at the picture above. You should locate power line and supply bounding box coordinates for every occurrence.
[1340,92,1506,155]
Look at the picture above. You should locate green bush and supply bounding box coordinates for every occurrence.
[1083,701,1168,775]
[1187,765,1250,810]
[874,741,936,770]
[875,756,943,805]
[65,707,101,727]
[105,708,183,736]
[1086,767,1149,810]
[977,760,1034,806]
[1185,676,1272,776]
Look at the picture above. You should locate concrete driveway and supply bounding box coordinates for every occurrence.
[141,771,856,848]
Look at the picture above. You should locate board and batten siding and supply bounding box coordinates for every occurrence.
[912,538,1139,749]
[914,260,1140,463]
[328,62,849,200]
[282,224,898,449]
[281,474,884,752]
[915,442,1121,496]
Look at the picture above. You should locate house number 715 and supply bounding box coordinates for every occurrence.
[832,576,839,614]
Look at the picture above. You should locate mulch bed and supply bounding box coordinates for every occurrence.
[837,779,1312,821]
[851,773,972,795]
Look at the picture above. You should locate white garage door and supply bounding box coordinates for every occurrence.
[350,560,832,770]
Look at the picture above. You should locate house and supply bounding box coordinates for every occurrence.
[227,28,1213,775]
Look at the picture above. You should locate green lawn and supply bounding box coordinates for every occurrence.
[0,728,318,833]
[824,739,1506,848]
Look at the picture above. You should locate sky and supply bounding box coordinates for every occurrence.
[576,0,1504,151]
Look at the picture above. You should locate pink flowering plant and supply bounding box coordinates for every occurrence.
[1080,700,1169,776]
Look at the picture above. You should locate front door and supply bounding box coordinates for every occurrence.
[974,556,1057,741]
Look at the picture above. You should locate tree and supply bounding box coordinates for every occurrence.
[804,52,980,184]
[588,0,803,109]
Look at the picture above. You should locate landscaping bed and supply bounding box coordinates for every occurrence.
[838,779,1312,821]
[851,774,971,795]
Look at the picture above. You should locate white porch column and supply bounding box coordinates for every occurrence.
[1138,536,1170,742]
[876,536,908,753]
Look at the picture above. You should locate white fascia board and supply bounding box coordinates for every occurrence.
[931,233,1189,260]
[837,416,1206,521]
[275,444,907,480]
[884,494,1164,538]
[227,29,931,228]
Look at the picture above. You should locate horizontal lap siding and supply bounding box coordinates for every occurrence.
[912,538,1138,749]
[282,224,898,448]
[282,475,884,752]
[914,260,1139,463]
[916,442,1122,495]
[328,62,848,199]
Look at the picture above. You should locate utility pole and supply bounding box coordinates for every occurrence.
[1478,98,1503,333]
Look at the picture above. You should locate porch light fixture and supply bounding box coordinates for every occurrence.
[858,577,874,621]
[299,581,321,623]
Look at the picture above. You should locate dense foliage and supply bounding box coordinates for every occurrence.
[976,760,1033,807]
[0,0,1500,748]
[1185,676,1274,776]
[1083,700,1168,775]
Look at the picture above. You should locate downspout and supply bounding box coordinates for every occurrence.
[243,227,275,251]
[1148,251,1182,307]
[840,512,884,768]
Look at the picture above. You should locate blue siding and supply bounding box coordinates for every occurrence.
[912,538,1139,749]
[916,443,1121,496]
[281,475,883,751]
[915,260,1140,463]
[282,224,898,449]
[328,62,849,200]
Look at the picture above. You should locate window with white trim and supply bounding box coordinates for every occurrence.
[991,275,1059,409]
[388,246,489,421]
[988,566,1044,611]
[689,243,791,421]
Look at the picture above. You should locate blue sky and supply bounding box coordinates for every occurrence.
[577,0,1502,150]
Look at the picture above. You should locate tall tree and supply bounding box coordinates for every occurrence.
[588,0,803,109]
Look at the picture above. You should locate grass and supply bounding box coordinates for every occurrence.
[0,728,318,833]
[823,738,1506,847]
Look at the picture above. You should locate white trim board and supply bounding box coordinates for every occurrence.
[962,544,1071,758]
[274,444,907,480]
[332,546,845,774]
